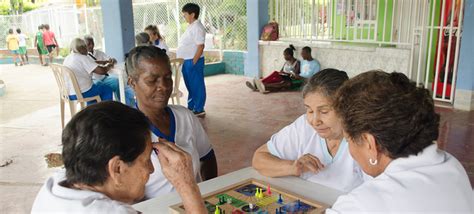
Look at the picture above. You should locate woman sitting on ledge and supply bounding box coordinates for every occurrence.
[246,44,303,93]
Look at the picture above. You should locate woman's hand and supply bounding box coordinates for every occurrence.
[153,139,195,187]
[153,139,207,213]
[291,154,325,176]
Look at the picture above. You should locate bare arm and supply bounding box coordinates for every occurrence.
[252,143,325,177]
[252,144,296,177]
[154,141,206,214]
[192,44,205,65]
[92,65,111,75]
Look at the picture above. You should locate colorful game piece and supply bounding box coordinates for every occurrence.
[170,179,327,213]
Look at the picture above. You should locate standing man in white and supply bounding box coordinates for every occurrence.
[177,3,207,117]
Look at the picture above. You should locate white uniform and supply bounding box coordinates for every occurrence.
[88,49,110,81]
[31,170,136,214]
[63,53,97,95]
[267,115,364,192]
[18,33,27,47]
[144,105,213,199]
[327,144,474,214]
[154,39,169,54]
[176,20,205,60]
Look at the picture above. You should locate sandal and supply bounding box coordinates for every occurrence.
[246,81,257,91]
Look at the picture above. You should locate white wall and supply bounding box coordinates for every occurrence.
[259,41,411,78]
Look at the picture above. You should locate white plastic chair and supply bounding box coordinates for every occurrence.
[50,63,101,128]
[169,58,184,105]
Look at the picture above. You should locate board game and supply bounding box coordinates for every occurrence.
[170,178,329,213]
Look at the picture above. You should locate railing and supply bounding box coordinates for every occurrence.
[269,0,465,104]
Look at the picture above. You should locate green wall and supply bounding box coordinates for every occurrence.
[425,0,442,82]
[332,0,394,42]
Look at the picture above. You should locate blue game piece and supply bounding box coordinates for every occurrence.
[277,194,283,204]
[275,208,279,214]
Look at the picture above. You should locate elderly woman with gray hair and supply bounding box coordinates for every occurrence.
[62,38,114,103]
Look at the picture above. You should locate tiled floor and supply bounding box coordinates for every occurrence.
[0,65,472,213]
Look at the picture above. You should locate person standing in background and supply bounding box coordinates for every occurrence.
[16,28,29,64]
[177,3,207,117]
[35,25,48,66]
[6,29,23,66]
[43,24,59,64]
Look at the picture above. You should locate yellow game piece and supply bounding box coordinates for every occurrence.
[214,205,220,214]
[255,188,260,198]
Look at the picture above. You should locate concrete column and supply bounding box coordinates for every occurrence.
[245,0,269,78]
[454,0,474,111]
[100,0,135,62]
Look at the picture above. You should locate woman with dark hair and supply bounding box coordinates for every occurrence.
[327,71,473,212]
[32,102,206,213]
[252,69,365,192]
[246,44,303,93]
[125,45,217,199]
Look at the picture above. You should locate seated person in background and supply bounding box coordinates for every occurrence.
[125,45,218,199]
[300,46,320,79]
[246,45,303,93]
[31,101,207,213]
[252,69,365,192]
[84,35,135,106]
[327,71,473,213]
[135,32,152,46]
[63,38,113,103]
[144,25,169,53]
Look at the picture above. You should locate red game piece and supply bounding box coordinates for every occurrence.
[267,184,272,195]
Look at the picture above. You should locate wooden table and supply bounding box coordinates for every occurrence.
[133,167,344,213]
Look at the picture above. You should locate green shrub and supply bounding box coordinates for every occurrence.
[59,47,70,58]
[0,3,10,15]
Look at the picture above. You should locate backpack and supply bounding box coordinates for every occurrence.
[261,21,279,41]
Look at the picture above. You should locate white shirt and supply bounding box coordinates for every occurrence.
[63,53,97,95]
[144,105,213,199]
[88,49,110,81]
[154,39,169,53]
[267,115,364,192]
[327,144,474,213]
[31,170,136,214]
[177,20,205,60]
[18,33,27,47]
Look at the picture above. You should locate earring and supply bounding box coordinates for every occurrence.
[369,158,378,166]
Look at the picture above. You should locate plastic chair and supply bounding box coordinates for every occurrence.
[169,58,184,105]
[50,63,101,128]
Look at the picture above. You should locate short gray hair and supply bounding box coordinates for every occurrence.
[70,38,87,53]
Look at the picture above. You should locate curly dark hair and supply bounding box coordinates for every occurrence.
[334,70,440,159]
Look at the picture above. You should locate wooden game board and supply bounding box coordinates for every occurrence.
[169,178,329,213]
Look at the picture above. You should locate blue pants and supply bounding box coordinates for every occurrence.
[69,82,113,105]
[182,57,206,112]
[93,74,135,106]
